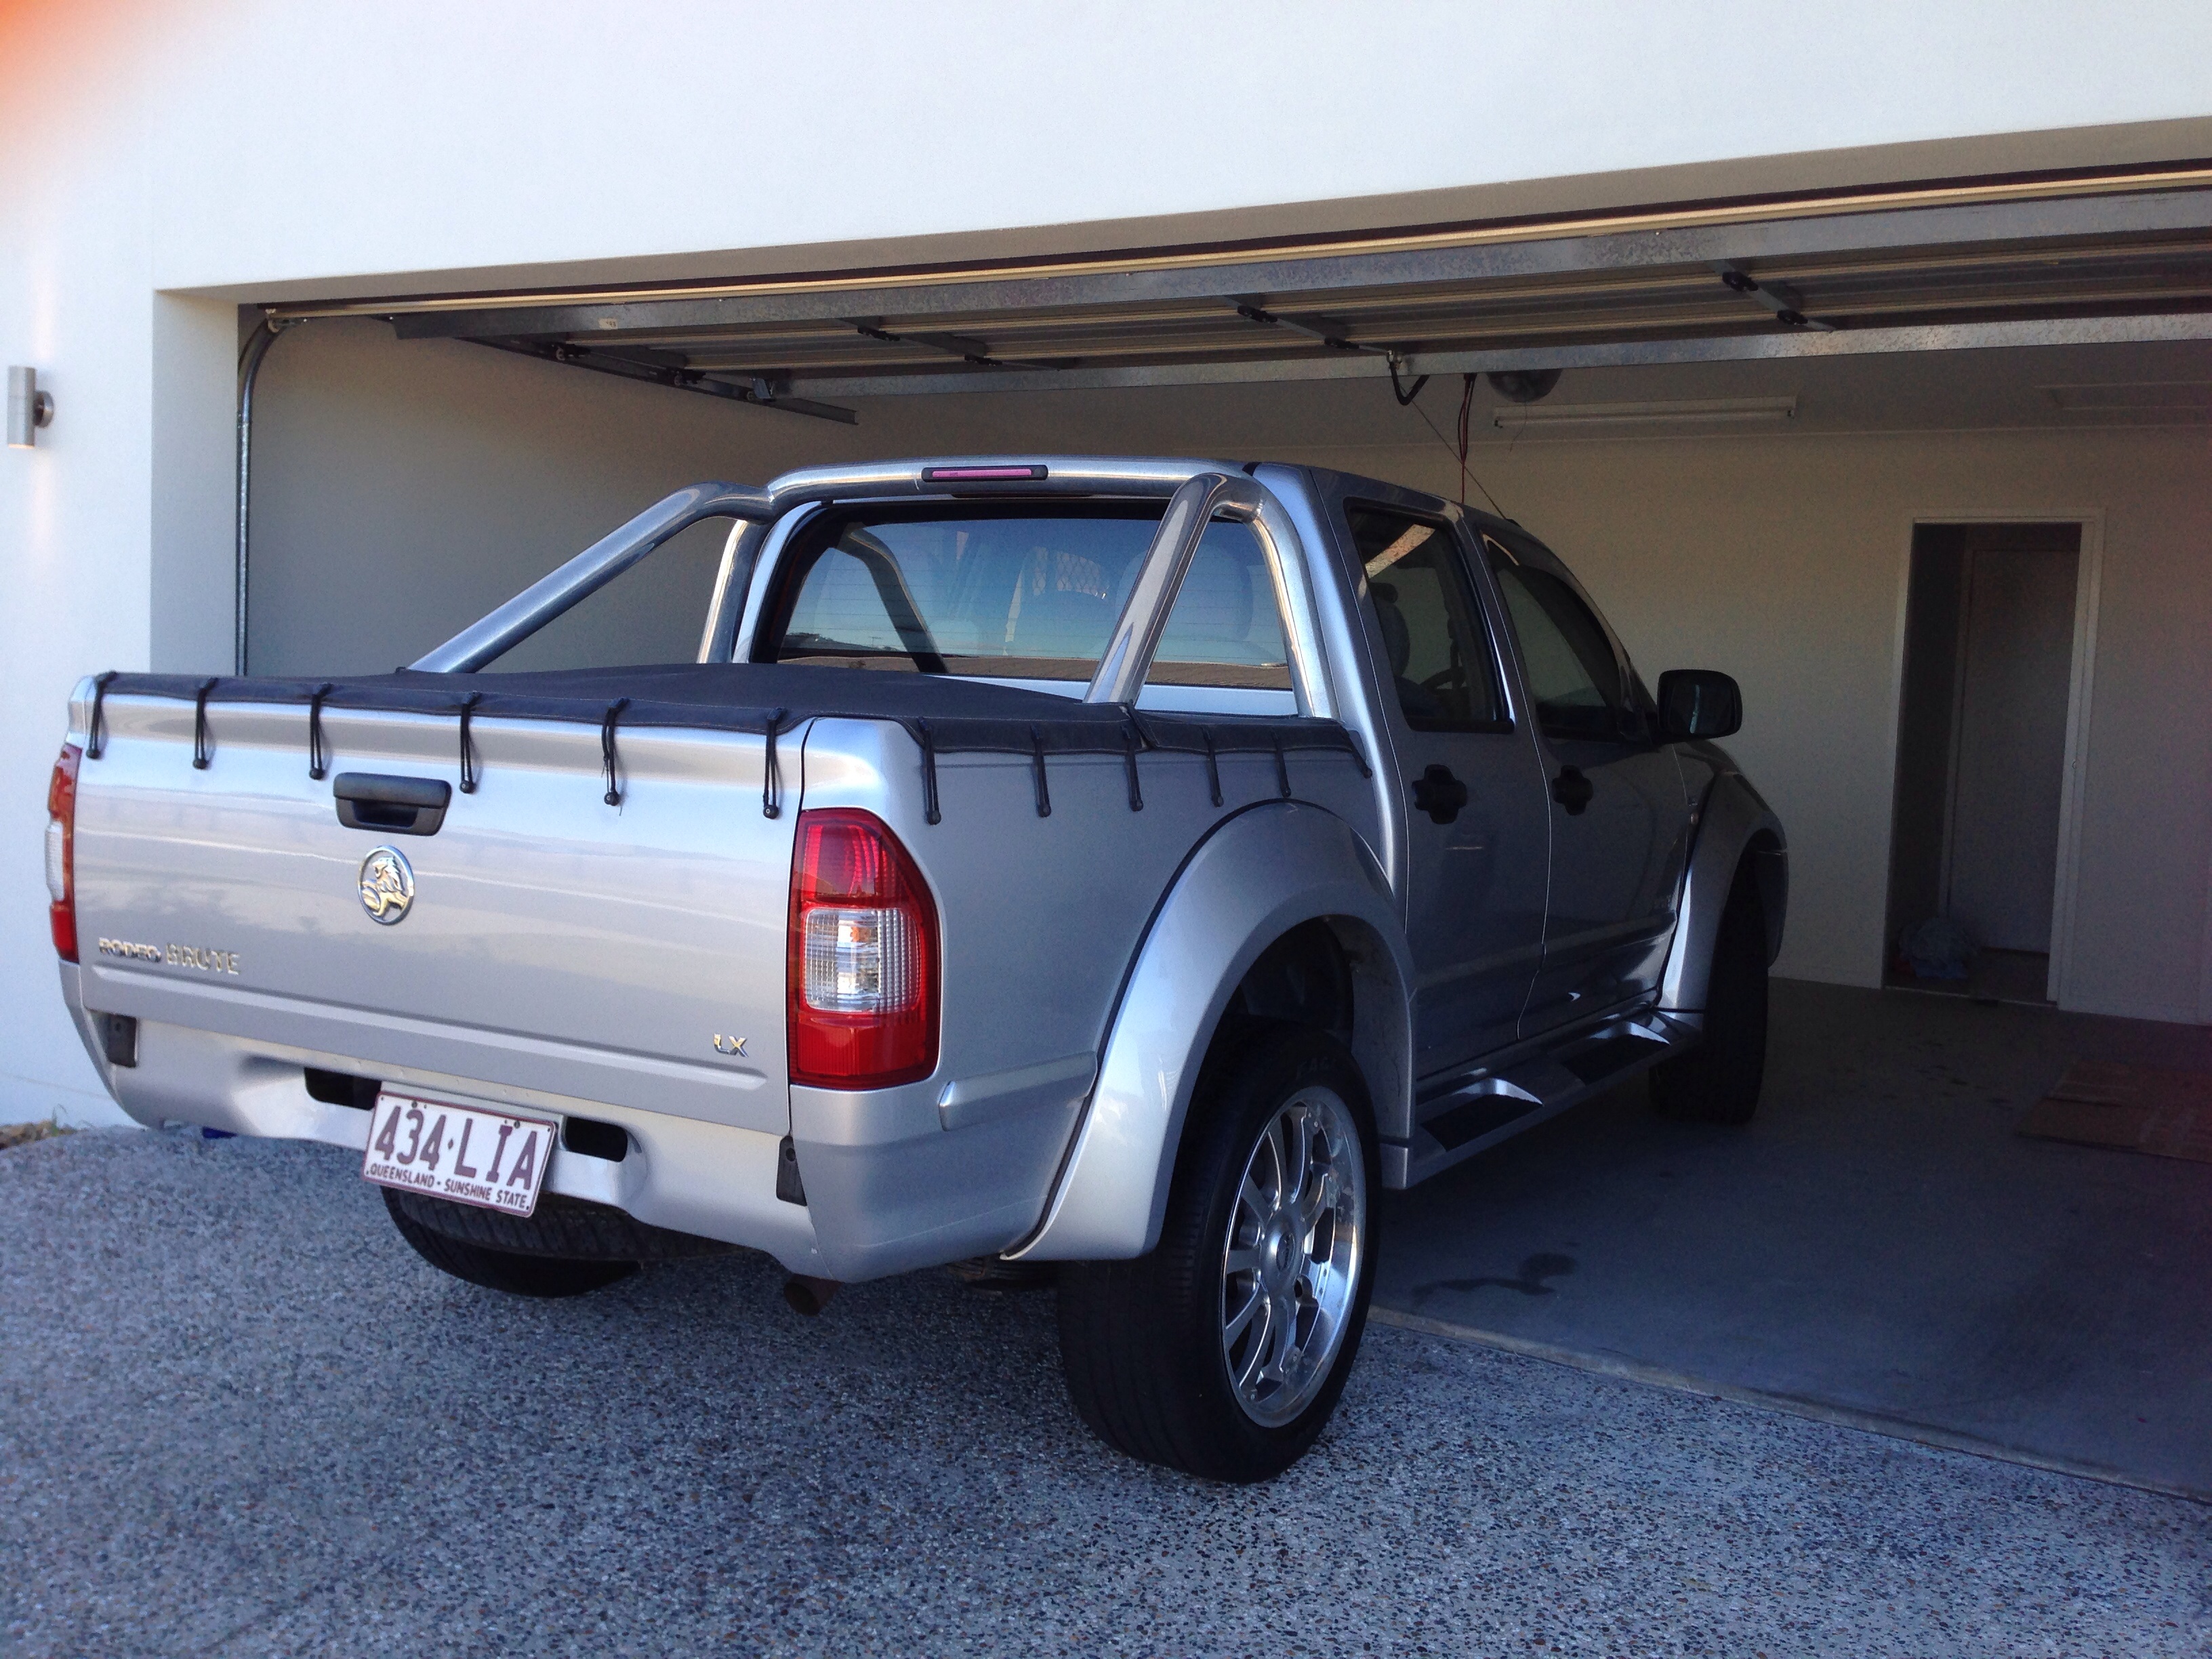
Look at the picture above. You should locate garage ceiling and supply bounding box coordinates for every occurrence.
[270,166,2212,422]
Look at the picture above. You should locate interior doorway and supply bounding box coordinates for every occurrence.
[1885,522,2086,1005]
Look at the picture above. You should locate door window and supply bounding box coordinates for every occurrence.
[1486,548,1625,741]
[1345,505,1507,732]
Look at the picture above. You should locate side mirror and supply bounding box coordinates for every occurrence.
[1655,669,1742,741]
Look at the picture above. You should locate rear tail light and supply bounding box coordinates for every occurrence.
[787,808,939,1088]
[46,743,82,962]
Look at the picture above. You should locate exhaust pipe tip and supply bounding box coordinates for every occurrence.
[781,1273,842,1317]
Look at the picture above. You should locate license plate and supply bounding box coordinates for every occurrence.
[362,1090,556,1217]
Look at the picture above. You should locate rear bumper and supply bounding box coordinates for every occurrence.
[62,965,827,1275]
[790,1072,1086,1282]
[58,967,1086,1283]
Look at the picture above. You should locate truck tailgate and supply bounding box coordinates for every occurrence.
[71,694,794,1132]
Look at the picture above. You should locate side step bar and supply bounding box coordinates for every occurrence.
[1381,1011,1692,1188]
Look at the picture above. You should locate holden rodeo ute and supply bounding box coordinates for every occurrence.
[48,457,1784,1482]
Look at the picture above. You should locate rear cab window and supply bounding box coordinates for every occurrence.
[758,503,1295,712]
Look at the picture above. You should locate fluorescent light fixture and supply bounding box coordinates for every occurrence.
[1492,395,1797,432]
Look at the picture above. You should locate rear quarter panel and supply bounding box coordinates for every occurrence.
[788,714,1384,1277]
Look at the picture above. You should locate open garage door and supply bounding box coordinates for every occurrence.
[264,161,2212,415]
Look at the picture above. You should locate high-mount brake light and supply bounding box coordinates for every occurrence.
[46,743,82,962]
[920,464,1048,483]
[787,808,940,1088]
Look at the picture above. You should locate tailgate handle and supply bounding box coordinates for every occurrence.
[333,772,452,836]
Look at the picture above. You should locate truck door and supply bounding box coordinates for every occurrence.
[1344,501,1550,1076]
[1481,532,1692,1035]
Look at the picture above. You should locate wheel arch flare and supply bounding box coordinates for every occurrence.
[1012,802,1412,1262]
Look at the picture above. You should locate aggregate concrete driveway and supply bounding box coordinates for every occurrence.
[4,1130,2207,1658]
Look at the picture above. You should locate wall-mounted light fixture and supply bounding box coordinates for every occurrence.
[1492,395,1797,433]
[7,367,56,447]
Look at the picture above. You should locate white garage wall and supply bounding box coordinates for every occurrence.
[242,322,853,675]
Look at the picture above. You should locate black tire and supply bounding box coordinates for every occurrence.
[385,1185,733,1262]
[1651,862,1769,1125]
[383,1189,644,1298]
[1056,1027,1377,1483]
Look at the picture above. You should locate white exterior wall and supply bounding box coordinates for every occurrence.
[6,1,2212,1122]
[136,5,2212,295]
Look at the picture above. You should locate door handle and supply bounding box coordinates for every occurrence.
[1551,764,1594,816]
[1410,764,1471,825]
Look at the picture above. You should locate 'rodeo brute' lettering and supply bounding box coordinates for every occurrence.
[96,938,241,975]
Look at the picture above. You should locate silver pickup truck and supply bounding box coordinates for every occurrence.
[47,457,1784,1481]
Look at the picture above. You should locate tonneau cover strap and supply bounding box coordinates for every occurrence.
[761,708,787,819]
[1028,724,1051,818]
[600,698,630,806]
[192,679,218,771]
[457,692,484,794]
[308,682,335,780]
[915,718,941,825]
[86,671,119,760]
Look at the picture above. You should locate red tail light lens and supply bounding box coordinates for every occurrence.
[46,743,82,962]
[787,808,939,1088]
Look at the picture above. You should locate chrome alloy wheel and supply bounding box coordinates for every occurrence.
[1218,1086,1367,1427]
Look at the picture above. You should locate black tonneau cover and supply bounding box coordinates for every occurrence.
[88,663,1368,819]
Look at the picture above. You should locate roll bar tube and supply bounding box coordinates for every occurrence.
[1084,472,1248,707]
[411,458,1332,710]
[411,481,773,672]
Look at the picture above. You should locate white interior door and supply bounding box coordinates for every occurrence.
[1944,545,2080,953]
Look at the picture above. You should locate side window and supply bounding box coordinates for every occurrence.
[1485,544,1626,741]
[1145,520,1292,689]
[1345,504,1507,732]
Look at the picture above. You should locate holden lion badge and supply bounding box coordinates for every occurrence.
[359,846,415,926]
